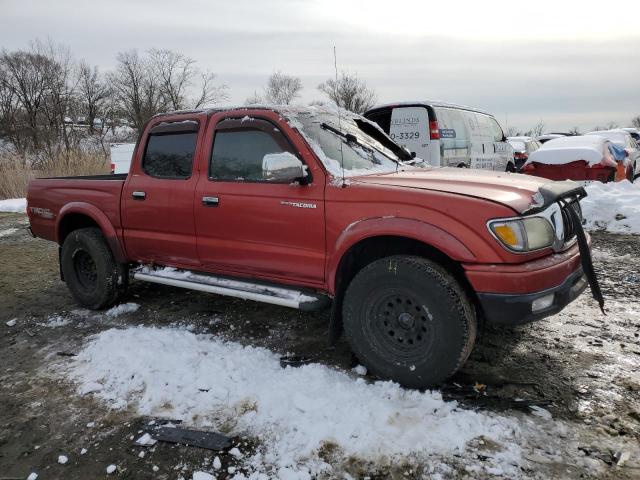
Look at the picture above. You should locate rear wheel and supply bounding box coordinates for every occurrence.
[61,227,127,309]
[342,255,477,388]
[506,162,516,173]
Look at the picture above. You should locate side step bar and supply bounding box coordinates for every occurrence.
[132,267,330,311]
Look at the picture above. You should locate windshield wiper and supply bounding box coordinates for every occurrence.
[320,122,359,144]
[320,122,402,166]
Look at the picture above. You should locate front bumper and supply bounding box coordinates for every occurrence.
[477,267,588,325]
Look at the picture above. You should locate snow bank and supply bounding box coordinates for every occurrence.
[582,180,640,234]
[68,327,524,476]
[0,198,26,213]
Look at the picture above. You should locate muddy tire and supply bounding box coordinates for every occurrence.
[342,255,476,388]
[60,227,127,309]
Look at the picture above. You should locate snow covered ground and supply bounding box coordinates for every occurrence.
[0,198,26,213]
[582,181,640,234]
[61,325,604,479]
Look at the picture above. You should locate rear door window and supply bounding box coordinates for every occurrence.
[142,132,198,179]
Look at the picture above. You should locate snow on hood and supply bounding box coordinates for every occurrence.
[526,136,606,167]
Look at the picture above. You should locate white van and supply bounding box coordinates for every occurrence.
[364,101,514,171]
[109,143,136,174]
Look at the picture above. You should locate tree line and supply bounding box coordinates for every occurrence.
[0,40,377,166]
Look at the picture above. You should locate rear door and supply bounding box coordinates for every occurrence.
[388,106,431,163]
[122,115,205,267]
[194,113,326,285]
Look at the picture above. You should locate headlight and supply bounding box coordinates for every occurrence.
[489,216,555,252]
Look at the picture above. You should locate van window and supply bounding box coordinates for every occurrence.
[435,107,469,156]
[489,117,505,142]
[210,129,293,181]
[142,132,197,179]
[365,109,391,133]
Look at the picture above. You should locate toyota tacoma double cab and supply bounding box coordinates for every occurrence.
[27,106,603,388]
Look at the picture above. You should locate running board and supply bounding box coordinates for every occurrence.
[132,267,330,311]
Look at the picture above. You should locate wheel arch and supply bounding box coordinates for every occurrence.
[327,219,479,343]
[56,203,127,263]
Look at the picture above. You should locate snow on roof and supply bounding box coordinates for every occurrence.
[527,135,607,166]
[585,130,629,146]
[536,134,566,141]
[367,100,492,116]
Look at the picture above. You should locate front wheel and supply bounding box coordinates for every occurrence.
[342,255,477,388]
[60,227,128,309]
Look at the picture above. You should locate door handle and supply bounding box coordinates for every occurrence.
[202,196,219,207]
[132,191,146,200]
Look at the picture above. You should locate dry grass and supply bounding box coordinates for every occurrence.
[0,150,109,199]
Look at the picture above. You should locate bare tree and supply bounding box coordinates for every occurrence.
[109,50,165,134]
[78,61,110,134]
[38,41,80,160]
[244,90,263,105]
[568,126,581,135]
[264,72,302,105]
[149,49,194,110]
[531,120,545,137]
[632,116,640,129]
[192,71,228,108]
[505,126,518,137]
[0,46,55,153]
[317,72,376,114]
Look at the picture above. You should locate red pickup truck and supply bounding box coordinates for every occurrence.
[27,106,602,387]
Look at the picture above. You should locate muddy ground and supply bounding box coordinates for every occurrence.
[0,211,639,479]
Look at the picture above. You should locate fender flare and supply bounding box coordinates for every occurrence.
[56,202,127,263]
[327,216,477,294]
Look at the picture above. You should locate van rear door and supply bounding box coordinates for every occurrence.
[365,106,433,164]
[389,106,431,163]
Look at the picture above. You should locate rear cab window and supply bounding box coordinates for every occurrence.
[142,121,199,179]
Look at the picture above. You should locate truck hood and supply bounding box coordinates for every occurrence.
[353,168,585,214]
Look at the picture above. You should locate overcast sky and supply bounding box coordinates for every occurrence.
[2,0,640,132]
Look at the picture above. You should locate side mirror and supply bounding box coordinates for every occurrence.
[263,152,308,183]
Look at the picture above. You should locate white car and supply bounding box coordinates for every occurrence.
[110,143,136,174]
[586,129,640,179]
[364,101,513,171]
[507,136,542,171]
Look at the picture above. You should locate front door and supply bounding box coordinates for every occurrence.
[194,115,326,285]
[122,116,204,267]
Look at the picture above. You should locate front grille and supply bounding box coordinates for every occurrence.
[560,200,582,243]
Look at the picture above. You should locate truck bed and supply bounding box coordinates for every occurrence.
[27,175,127,243]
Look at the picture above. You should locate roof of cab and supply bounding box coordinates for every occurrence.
[365,100,492,116]
[151,104,365,121]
